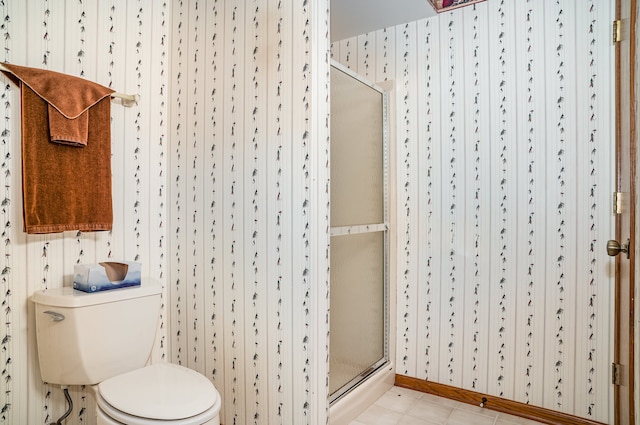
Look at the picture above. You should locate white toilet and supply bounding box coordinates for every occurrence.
[31,279,221,425]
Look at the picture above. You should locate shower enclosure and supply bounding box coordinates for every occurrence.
[329,61,394,415]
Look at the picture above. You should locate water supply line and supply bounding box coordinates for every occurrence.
[51,386,73,425]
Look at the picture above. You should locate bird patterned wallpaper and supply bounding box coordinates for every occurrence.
[169,1,331,425]
[3,0,330,425]
[2,0,617,424]
[2,1,169,424]
[333,0,614,422]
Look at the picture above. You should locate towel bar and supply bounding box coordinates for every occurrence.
[110,92,140,107]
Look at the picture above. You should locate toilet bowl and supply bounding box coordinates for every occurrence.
[94,363,221,425]
[31,279,221,425]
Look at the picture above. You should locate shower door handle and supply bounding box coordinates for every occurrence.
[606,239,629,259]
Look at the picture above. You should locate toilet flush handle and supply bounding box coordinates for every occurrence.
[43,310,65,322]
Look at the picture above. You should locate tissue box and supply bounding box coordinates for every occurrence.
[73,261,142,293]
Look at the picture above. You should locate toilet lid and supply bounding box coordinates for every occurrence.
[98,363,218,420]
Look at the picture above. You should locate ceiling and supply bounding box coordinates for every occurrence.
[330,0,437,42]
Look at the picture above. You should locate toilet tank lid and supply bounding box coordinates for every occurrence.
[31,278,162,308]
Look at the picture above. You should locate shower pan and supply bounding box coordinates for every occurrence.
[329,61,396,424]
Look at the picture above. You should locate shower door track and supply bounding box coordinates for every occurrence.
[329,357,389,404]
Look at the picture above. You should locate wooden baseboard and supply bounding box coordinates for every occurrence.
[395,375,607,425]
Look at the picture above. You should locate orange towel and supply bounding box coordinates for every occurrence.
[1,63,115,234]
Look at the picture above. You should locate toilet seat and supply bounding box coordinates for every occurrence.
[96,363,221,424]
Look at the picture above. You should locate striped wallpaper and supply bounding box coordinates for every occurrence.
[4,0,618,424]
[169,1,331,425]
[3,1,169,424]
[332,0,615,422]
[4,1,330,425]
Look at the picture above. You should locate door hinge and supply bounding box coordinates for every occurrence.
[613,20,622,43]
[613,192,627,214]
[612,362,622,386]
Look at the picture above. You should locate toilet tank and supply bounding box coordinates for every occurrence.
[31,279,162,386]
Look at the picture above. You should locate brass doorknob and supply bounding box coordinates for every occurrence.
[607,239,629,258]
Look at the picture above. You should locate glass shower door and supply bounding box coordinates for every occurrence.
[329,64,389,403]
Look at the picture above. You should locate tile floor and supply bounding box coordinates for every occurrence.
[350,386,546,425]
